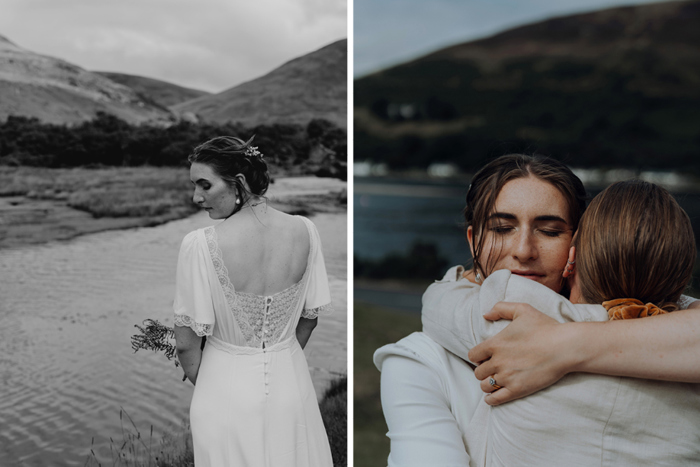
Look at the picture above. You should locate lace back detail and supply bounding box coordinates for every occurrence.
[204,223,313,348]
[236,284,304,345]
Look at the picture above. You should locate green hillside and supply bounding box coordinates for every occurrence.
[354,0,700,172]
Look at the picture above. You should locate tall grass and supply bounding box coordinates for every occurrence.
[320,376,348,467]
[84,409,193,467]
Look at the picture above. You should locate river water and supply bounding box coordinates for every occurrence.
[355,176,700,312]
[0,182,347,465]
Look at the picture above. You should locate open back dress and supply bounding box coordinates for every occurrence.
[173,216,333,466]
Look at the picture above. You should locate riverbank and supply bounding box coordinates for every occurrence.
[0,166,345,249]
[0,171,347,465]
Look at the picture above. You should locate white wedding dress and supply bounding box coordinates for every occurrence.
[173,216,333,467]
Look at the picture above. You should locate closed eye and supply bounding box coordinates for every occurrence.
[489,225,514,234]
[538,229,565,237]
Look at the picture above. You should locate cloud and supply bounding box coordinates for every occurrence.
[0,0,346,92]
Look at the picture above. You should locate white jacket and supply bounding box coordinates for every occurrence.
[422,267,700,466]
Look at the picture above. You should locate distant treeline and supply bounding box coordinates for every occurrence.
[355,59,700,174]
[0,113,347,179]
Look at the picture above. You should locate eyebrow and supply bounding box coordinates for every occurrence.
[488,212,568,224]
[191,178,210,185]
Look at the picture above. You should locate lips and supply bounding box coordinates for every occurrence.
[511,270,545,281]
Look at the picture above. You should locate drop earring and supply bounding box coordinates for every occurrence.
[236,198,241,205]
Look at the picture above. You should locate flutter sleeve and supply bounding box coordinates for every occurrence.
[173,230,215,336]
[302,220,332,319]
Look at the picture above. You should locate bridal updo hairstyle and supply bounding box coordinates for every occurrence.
[188,136,270,208]
[572,180,695,310]
[465,154,588,280]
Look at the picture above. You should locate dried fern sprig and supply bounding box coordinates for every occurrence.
[131,319,180,367]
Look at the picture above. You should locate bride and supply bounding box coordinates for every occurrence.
[173,136,333,466]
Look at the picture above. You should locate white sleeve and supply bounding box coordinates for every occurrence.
[378,353,471,467]
[421,269,510,363]
[423,270,608,363]
[302,220,332,319]
[173,230,215,336]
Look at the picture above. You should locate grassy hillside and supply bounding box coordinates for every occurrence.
[0,34,174,125]
[175,39,347,129]
[354,0,700,172]
[96,72,210,108]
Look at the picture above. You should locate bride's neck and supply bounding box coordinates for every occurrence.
[569,277,584,304]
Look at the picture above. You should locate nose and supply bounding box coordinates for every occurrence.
[192,188,204,205]
[512,228,538,262]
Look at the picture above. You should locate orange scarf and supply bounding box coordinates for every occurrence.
[602,298,669,320]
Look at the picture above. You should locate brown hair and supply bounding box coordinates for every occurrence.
[465,154,587,278]
[189,136,270,214]
[573,180,695,309]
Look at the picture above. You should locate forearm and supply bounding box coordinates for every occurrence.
[296,317,317,349]
[173,325,203,385]
[380,355,471,466]
[567,309,700,382]
[177,347,202,385]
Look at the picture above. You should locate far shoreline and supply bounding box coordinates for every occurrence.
[0,171,346,250]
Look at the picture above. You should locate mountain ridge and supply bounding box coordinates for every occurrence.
[174,39,347,128]
[0,35,347,129]
[354,0,700,170]
[94,72,210,108]
[0,36,175,125]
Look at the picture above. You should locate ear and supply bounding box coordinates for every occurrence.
[234,173,253,200]
[466,225,476,259]
[562,246,576,278]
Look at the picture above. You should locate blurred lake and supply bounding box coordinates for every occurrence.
[354,177,471,265]
[355,175,700,312]
[0,207,346,465]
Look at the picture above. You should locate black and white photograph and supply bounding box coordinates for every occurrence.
[0,0,347,465]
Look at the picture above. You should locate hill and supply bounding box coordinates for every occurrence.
[95,72,210,108]
[174,39,347,128]
[0,35,176,125]
[354,0,700,171]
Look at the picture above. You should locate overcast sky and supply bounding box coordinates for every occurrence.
[0,0,347,93]
[355,0,678,77]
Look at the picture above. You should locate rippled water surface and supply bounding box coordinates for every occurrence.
[0,196,347,465]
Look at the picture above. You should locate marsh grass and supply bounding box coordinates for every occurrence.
[320,376,348,467]
[84,409,194,467]
[86,376,347,466]
[0,166,197,220]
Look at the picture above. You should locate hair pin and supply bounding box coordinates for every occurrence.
[244,146,263,159]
